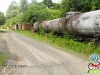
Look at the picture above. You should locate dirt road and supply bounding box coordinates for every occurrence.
[0,30,91,75]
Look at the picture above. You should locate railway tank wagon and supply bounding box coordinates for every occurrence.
[66,10,100,41]
[41,20,50,33]
[33,17,67,34]
[33,22,41,32]
[47,17,67,34]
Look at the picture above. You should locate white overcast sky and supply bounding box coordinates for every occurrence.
[0,0,61,14]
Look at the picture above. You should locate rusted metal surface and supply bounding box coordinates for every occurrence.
[41,17,67,34]
[18,24,22,30]
[48,17,67,34]
[41,20,50,32]
[33,18,68,34]
[66,13,82,35]
[66,10,100,37]
[33,18,67,34]
[12,24,18,30]
[22,24,32,30]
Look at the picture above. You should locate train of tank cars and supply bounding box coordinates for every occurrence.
[12,10,100,43]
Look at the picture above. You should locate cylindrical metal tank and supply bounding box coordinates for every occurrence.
[41,20,50,32]
[66,10,100,37]
[47,17,67,34]
[33,22,41,32]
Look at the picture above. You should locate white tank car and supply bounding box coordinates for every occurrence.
[66,10,100,37]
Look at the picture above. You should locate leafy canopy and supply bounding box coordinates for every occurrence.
[0,12,5,25]
[42,0,53,8]
[21,4,50,24]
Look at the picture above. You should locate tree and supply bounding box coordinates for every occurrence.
[6,1,19,18]
[60,0,93,16]
[42,0,53,8]
[61,0,82,13]
[79,0,91,12]
[60,0,69,16]
[31,0,37,4]
[0,12,5,25]
[91,0,100,10]
[21,4,50,24]
[52,3,61,9]
[48,9,61,19]
[19,0,29,14]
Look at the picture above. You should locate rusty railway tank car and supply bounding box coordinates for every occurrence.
[66,10,100,41]
[33,22,41,32]
[41,20,50,33]
[45,17,67,34]
[34,17,67,34]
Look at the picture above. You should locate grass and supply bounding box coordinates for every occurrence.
[0,53,8,65]
[0,30,8,66]
[88,69,100,74]
[12,30,100,60]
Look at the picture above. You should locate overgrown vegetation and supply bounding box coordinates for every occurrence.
[60,0,100,16]
[0,12,5,25]
[3,0,61,28]
[13,30,100,55]
[0,53,7,65]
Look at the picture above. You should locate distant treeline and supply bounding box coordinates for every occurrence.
[1,0,100,28]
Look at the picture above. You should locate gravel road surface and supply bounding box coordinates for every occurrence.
[0,30,96,75]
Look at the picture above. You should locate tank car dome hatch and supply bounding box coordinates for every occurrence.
[66,11,81,19]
